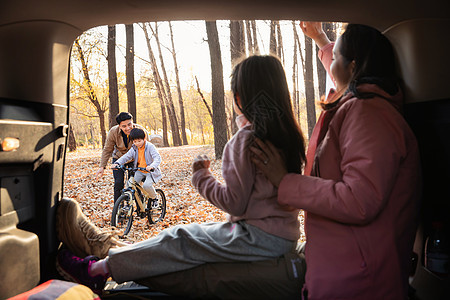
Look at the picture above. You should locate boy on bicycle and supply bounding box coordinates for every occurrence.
[111,128,162,201]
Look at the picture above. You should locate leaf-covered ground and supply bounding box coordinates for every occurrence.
[64,145,304,244]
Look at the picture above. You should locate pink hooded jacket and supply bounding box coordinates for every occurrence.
[192,116,301,241]
[278,44,421,299]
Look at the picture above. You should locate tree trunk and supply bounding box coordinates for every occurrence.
[107,25,119,129]
[292,22,299,120]
[276,21,284,63]
[230,21,245,66]
[125,24,137,121]
[153,22,181,146]
[293,23,306,75]
[141,23,169,147]
[68,124,77,151]
[205,21,228,159]
[74,38,107,146]
[269,21,277,55]
[251,21,260,54]
[245,20,253,55]
[325,22,337,42]
[230,20,245,134]
[304,33,316,138]
[292,21,305,121]
[169,21,188,145]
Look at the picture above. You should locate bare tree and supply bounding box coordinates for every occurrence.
[169,21,188,145]
[125,24,137,120]
[141,23,169,147]
[268,20,284,61]
[250,20,260,54]
[304,26,316,138]
[74,38,107,146]
[152,22,182,146]
[242,20,260,55]
[245,20,253,55]
[292,22,299,120]
[292,21,306,122]
[269,21,277,55]
[230,20,245,134]
[68,124,77,151]
[230,21,245,66]
[107,25,119,128]
[276,21,284,64]
[195,76,213,119]
[205,21,228,159]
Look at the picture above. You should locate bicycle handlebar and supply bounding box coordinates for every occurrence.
[113,164,154,172]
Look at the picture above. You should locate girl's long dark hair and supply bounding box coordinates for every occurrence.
[340,24,400,98]
[231,55,306,173]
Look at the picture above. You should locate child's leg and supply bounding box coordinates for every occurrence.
[107,221,295,283]
[89,258,110,277]
[56,249,108,294]
[134,171,156,198]
[142,173,157,198]
[133,170,145,185]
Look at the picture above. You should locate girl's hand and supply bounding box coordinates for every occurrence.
[193,155,211,173]
[111,164,118,169]
[250,138,287,187]
[300,21,331,49]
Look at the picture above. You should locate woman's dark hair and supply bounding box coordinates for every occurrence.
[129,128,145,141]
[339,24,400,97]
[116,112,133,124]
[231,55,306,173]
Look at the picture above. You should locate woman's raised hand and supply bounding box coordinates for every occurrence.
[250,138,287,188]
[192,155,211,173]
[300,21,331,49]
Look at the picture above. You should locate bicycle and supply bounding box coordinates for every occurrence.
[110,165,166,236]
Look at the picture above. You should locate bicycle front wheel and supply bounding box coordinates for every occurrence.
[147,189,166,224]
[111,194,134,236]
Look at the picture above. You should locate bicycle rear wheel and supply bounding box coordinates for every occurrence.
[111,194,134,236]
[147,189,166,224]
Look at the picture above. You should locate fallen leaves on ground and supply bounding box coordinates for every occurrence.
[64,145,226,243]
[64,145,305,244]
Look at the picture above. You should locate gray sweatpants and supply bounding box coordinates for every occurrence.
[134,171,157,198]
[108,221,296,283]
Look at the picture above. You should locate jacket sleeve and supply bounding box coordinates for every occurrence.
[279,100,406,225]
[147,143,161,169]
[318,42,335,86]
[115,148,135,166]
[100,128,116,168]
[192,130,255,216]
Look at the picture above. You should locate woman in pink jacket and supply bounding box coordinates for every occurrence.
[252,23,421,299]
[56,55,307,293]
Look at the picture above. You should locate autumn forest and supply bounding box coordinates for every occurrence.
[69,20,340,158]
